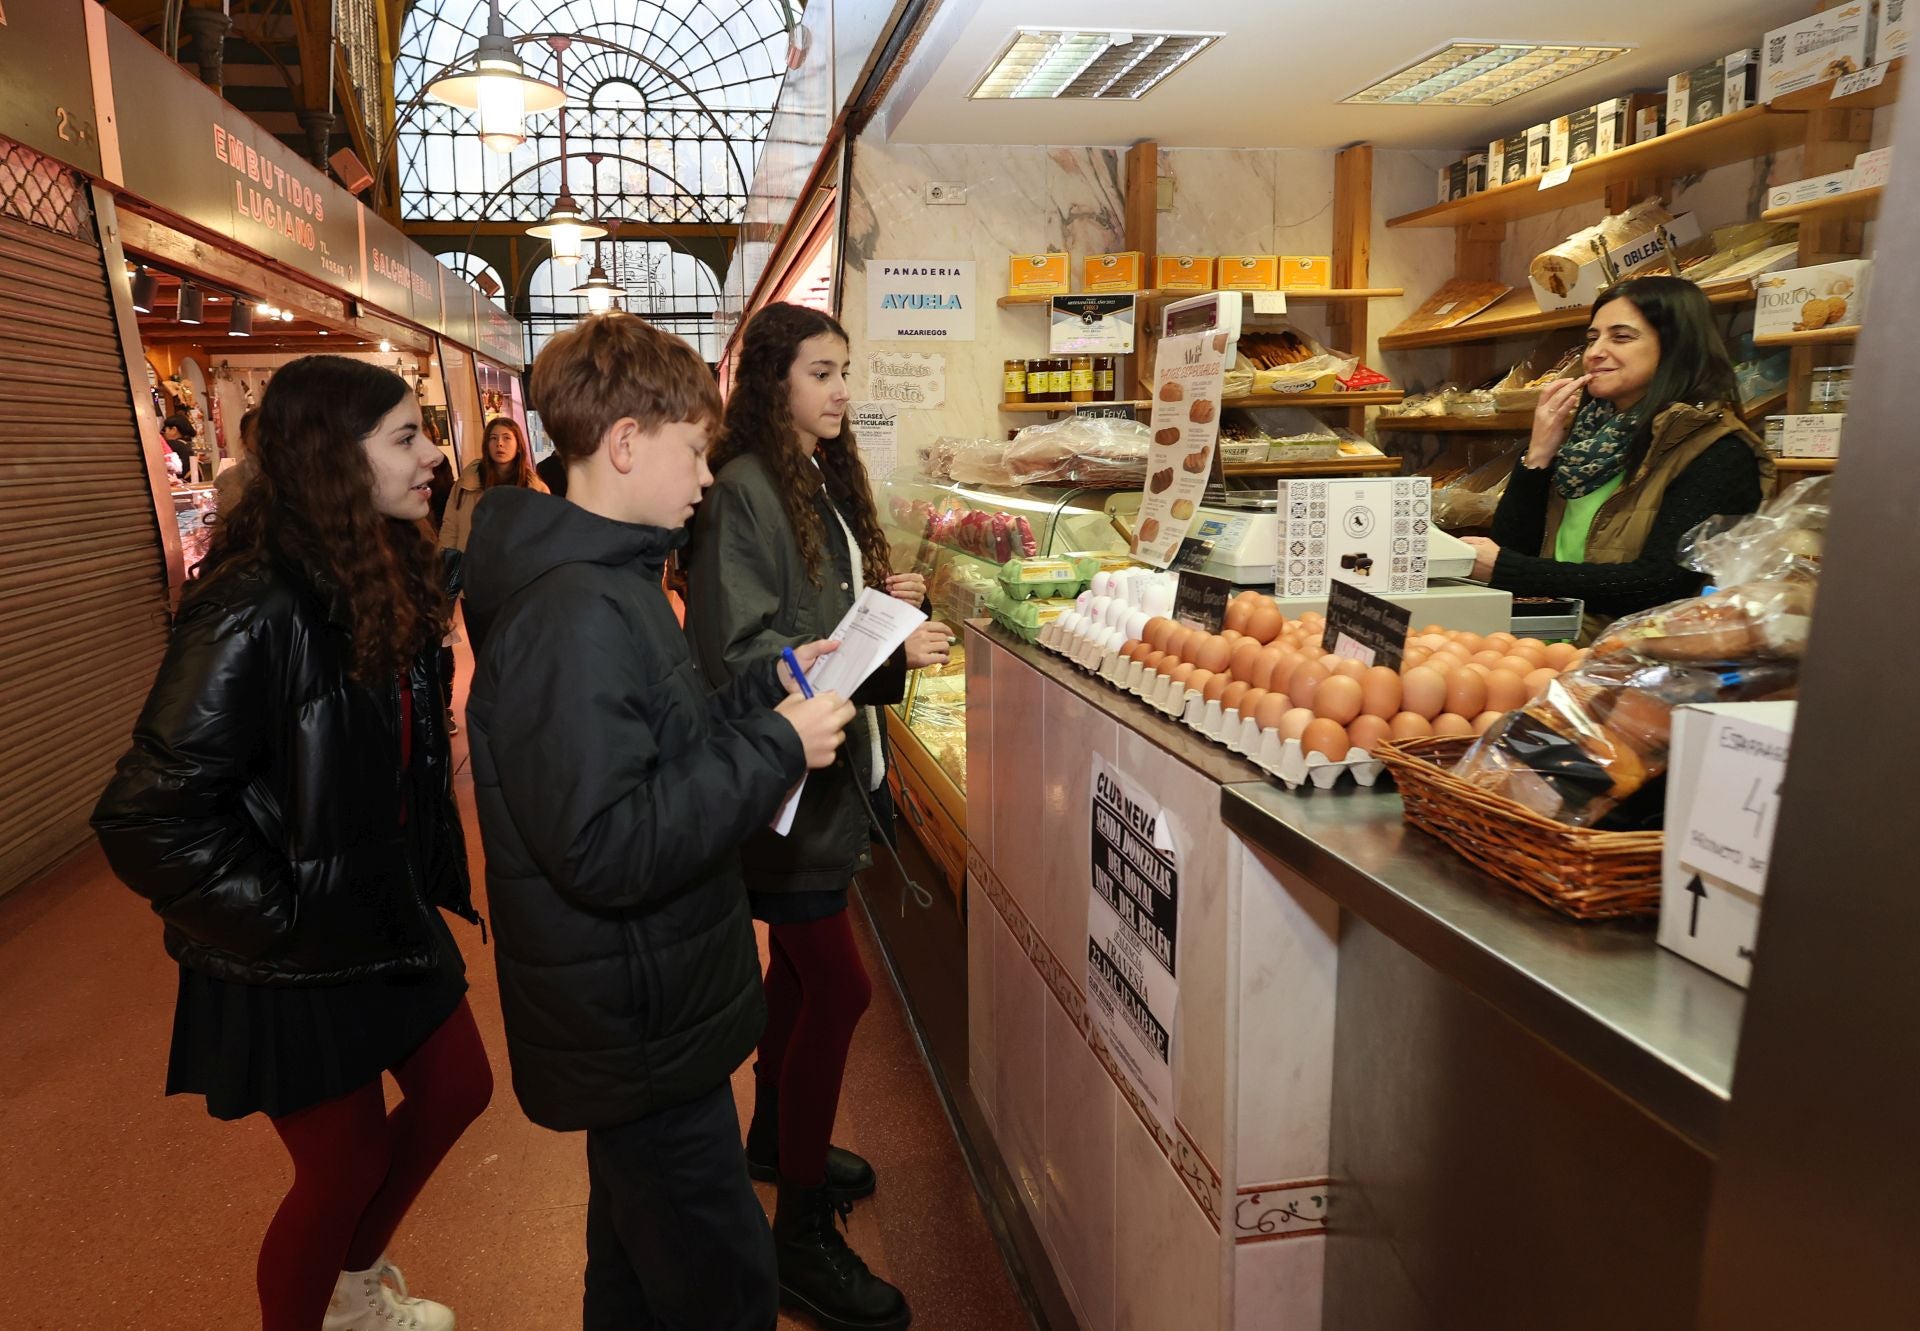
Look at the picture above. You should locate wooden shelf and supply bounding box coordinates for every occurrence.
[1387,105,1810,230]
[1225,455,1402,478]
[1773,455,1838,472]
[999,287,1404,307]
[1374,412,1533,433]
[1763,186,1882,224]
[1754,325,1862,347]
[1380,279,1753,350]
[1769,59,1904,113]
[998,399,1150,412]
[1224,390,1405,408]
[1741,390,1789,421]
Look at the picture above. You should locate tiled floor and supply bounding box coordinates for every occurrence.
[0,646,1034,1331]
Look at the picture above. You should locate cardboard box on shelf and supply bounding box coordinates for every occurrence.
[1659,701,1797,989]
[1634,96,1667,143]
[1754,258,1871,336]
[1877,0,1911,60]
[1567,107,1600,165]
[1548,116,1572,171]
[1083,251,1145,292]
[1219,255,1280,290]
[1008,252,1071,296]
[1761,4,1873,102]
[1525,123,1551,174]
[1779,413,1843,458]
[1279,256,1334,290]
[1155,254,1215,290]
[1502,135,1532,184]
[1767,169,1857,209]
[1670,49,1758,129]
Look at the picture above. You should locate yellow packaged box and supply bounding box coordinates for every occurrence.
[1279,256,1334,290]
[1154,254,1215,290]
[1083,251,1145,292]
[1218,255,1280,290]
[1009,252,1071,296]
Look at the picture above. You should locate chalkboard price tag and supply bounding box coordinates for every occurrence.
[1320,579,1411,671]
[1172,569,1232,633]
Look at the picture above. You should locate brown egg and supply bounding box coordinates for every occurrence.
[1223,597,1254,636]
[1253,692,1291,733]
[1245,602,1285,645]
[1432,712,1475,737]
[1328,656,1368,680]
[1203,672,1232,704]
[1279,707,1318,744]
[1496,654,1537,677]
[1514,637,1549,657]
[1471,649,1506,669]
[1521,667,1558,700]
[1543,641,1580,671]
[1192,633,1233,676]
[1219,629,1244,646]
[1422,652,1458,675]
[1168,662,1196,687]
[1314,674,1364,724]
[1143,650,1167,674]
[1418,622,1446,636]
[1471,710,1505,735]
[1347,714,1393,755]
[1265,691,1293,714]
[1144,617,1175,652]
[1165,626,1193,663]
[1462,662,1492,678]
[1359,666,1402,718]
[1185,668,1214,699]
[1302,718,1351,760]
[1235,687,1267,720]
[1289,660,1330,710]
[1402,648,1431,670]
[1511,646,1549,671]
[1453,633,1488,654]
[1220,680,1251,713]
[1485,668,1530,712]
[1229,638,1266,685]
[1400,666,1447,719]
[1445,669,1488,718]
[1253,645,1289,691]
[1388,711,1434,742]
[1484,631,1517,653]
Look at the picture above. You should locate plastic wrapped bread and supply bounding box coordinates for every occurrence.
[1529,199,1675,298]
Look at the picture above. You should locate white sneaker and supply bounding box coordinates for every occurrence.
[322,1258,456,1331]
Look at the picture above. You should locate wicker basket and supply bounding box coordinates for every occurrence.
[1373,734,1664,921]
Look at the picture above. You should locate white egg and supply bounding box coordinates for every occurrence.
[1125,610,1148,640]
[1091,571,1114,598]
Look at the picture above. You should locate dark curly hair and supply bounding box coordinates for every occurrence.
[193,355,448,682]
[713,303,890,587]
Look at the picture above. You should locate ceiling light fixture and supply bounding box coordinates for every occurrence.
[176,282,205,325]
[571,153,626,315]
[524,39,604,264]
[379,339,393,352]
[1343,41,1632,107]
[280,309,295,322]
[228,302,254,337]
[970,28,1221,100]
[131,266,157,313]
[424,0,567,152]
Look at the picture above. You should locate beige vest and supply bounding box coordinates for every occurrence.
[1541,402,1774,639]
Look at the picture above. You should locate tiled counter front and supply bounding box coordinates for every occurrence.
[964,624,1338,1331]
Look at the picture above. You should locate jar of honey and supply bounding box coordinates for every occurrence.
[1093,355,1117,401]
[1003,358,1028,404]
[1026,358,1050,403]
[1069,354,1095,402]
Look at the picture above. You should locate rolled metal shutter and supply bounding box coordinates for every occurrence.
[0,140,171,895]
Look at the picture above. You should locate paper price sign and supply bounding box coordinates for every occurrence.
[1832,64,1890,100]
[1676,715,1792,896]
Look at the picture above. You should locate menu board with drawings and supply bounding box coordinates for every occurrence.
[1276,477,1432,598]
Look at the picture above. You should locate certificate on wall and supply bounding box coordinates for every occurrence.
[1087,753,1180,1135]
[867,260,977,340]
[1049,294,1137,354]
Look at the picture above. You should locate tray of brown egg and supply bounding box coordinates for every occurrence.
[1095,591,1586,791]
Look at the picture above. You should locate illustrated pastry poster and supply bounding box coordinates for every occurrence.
[1277,476,1433,597]
[1133,327,1228,568]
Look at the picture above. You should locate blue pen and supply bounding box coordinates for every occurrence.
[781,647,815,699]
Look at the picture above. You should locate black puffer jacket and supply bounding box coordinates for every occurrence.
[91,554,476,985]
[462,487,806,1132]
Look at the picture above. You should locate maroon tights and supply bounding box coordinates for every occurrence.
[259,1000,492,1331]
[756,913,873,1186]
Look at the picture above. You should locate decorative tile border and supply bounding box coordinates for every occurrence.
[1232,1178,1331,1244]
[969,846,1225,1232]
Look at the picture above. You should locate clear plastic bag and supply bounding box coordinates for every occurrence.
[1431,450,1517,531]
[949,438,1015,486]
[1004,416,1152,486]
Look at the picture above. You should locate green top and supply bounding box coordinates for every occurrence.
[1553,472,1624,564]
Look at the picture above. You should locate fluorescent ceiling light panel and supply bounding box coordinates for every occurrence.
[1344,41,1631,107]
[970,29,1221,100]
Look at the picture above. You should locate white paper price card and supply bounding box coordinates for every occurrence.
[1538,164,1574,191]
[1832,64,1890,100]
[1677,715,1793,896]
[1251,291,1289,316]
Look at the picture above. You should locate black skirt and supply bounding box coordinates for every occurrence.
[166,910,468,1121]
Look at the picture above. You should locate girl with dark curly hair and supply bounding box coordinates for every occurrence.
[686,302,953,1331]
[93,356,492,1331]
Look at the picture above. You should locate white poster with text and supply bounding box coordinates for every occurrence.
[847,402,900,479]
[867,260,976,341]
[866,352,946,410]
[1087,753,1180,1134]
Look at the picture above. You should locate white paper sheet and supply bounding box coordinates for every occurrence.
[772,589,929,835]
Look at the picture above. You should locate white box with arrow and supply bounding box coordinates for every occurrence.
[1659,701,1796,988]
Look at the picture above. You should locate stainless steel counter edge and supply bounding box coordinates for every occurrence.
[1221,782,1746,1154]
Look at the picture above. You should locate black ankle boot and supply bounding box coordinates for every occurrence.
[773,1180,911,1331]
[746,1084,877,1201]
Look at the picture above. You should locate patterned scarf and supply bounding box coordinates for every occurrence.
[1553,398,1641,500]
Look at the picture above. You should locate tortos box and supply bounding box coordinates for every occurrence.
[1008,252,1070,296]
[1083,251,1145,291]
[1754,259,1871,337]
[1280,256,1334,290]
[1218,255,1280,290]
[1155,254,1215,290]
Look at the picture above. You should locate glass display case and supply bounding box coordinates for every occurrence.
[877,475,1133,895]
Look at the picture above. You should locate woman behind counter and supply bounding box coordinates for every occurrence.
[1462,275,1773,637]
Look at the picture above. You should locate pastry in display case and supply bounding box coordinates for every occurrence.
[876,473,1133,894]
